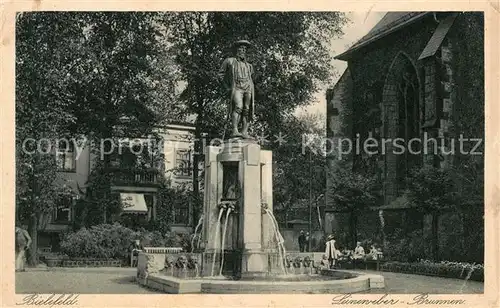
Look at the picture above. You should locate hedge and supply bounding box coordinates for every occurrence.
[59,223,191,260]
[381,260,484,282]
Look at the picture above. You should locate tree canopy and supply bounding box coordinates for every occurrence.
[165,12,347,135]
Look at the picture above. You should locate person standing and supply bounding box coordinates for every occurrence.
[298,230,306,252]
[15,225,32,272]
[325,234,339,269]
[305,232,311,252]
[129,239,143,267]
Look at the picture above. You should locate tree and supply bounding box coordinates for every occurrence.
[163,12,348,224]
[16,12,183,264]
[405,165,458,261]
[16,12,84,265]
[272,112,326,226]
[327,162,380,248]
[56,12,180,223]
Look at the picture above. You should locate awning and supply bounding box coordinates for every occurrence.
[120,193,148,214]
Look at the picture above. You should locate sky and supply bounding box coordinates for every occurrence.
[295,11,386,117]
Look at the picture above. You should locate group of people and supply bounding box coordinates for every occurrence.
[352,241,382,261]
[322,234,383,269]
[349,241,383,269]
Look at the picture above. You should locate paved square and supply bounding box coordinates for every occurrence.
[16,268,161,294]
[15,268,483,294]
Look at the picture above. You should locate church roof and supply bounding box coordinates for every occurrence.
[335,12,430,60]
[418,13,458,60]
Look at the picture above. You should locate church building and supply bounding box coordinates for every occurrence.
[325,12,484,262]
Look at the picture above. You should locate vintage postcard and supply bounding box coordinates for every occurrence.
[1,0,498,307]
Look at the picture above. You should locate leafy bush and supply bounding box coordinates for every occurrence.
[381,260,484,282]
[154,181,201,235]
[437,210,484,263]
[60,223,136,259]
[135,228,165,247]
[384,229,427,262]
[163,231,191,252]
[60,223,194,259]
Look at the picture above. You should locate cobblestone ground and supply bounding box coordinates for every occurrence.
[16,268,483,294]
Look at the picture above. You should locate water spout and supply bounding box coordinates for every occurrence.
[272,213,287,247]
[219,208,232,276]
[210,208,225,277]
[191,214,204,252]
[265,209,287,275]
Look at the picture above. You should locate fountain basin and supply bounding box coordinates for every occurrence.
[136,251,385,293]
[138,270,385,294]
[140,275,202,294]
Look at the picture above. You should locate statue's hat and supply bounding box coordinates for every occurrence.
[233,40,252,48]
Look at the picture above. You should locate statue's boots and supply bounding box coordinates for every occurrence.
[231,130,243,138]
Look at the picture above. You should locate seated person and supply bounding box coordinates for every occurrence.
[368,245,380,260]
[343,249,353,258]
[353,242,365,259]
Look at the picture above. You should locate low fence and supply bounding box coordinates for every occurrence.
[143,247,183,254]
[43,257,123,268]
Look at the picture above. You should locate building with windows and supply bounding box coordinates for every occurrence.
[324,12,484,261]
[37,122,197,252]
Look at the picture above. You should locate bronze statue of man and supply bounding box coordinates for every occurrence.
[219,40,255,139]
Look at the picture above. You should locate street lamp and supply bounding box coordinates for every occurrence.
[308,147,312,252]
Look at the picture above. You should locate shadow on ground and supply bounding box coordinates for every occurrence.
[110,276,138,285]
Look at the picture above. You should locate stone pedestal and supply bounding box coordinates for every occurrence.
[201,250,220,277]
[202,138,273,277]
[260,150,274,251]
[241,251,268,278]
[203,146,222,251]
[239,143,267,276]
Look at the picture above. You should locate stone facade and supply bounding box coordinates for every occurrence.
[325,69,353,213]
[327,12,483,205]
[325,12,484,260]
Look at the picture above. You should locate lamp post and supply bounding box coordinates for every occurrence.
[308,148,312,252]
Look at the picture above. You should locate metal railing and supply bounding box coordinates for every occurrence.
[106,167,160,186]
[142,247,183,254]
